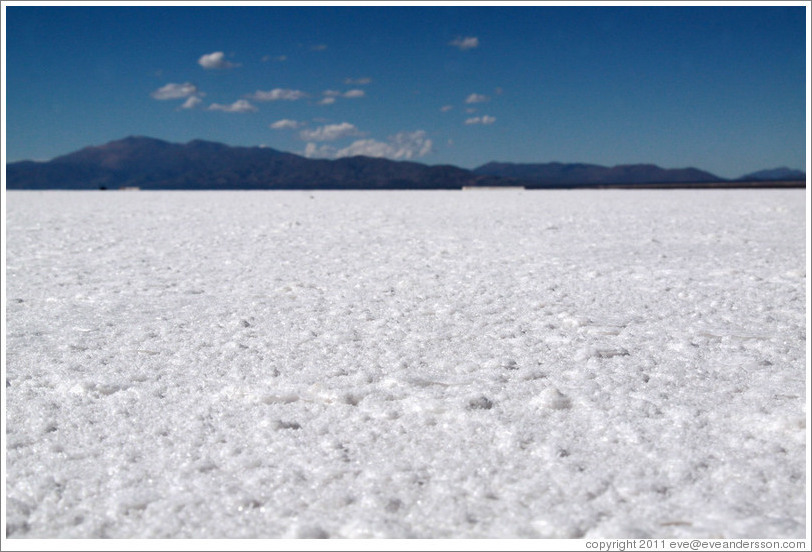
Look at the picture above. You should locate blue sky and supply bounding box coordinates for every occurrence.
[3,2,808,179]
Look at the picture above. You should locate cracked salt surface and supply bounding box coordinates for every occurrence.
[4,189,807,539]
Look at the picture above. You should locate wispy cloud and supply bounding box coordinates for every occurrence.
[465,115,496,125]
[317,89,365,105]
[465,93,489,104]
[450,36,479,51]
[270,119,305,130]
[299,122,362,142]
[310,44,328,51]
[247,89,307,101]
[198,51,237,70]
[440,105,454,112]
[262,55,287,62]
[151,82,199,100]
[207,99,257,113]
[344,77,372,85]
[180,96,203,109]
[304,130,432,161]
[322,89,365,99]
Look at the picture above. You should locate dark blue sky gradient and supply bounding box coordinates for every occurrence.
[3,4,808,178]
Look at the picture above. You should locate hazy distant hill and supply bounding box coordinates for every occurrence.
[473,161,723,186]
[736,167,806,182]
[5,136,516,190]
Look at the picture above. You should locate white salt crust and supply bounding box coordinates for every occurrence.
[4,190,807,538]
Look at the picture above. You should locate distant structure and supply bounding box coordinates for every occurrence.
[119,187,141,191]
[462,186,525,191]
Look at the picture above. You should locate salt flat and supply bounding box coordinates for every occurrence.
[4,189,807,539]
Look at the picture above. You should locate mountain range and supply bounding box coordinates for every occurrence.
[472,161,722,186]
[5,136,806,190]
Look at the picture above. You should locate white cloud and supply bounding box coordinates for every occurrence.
[270,119,305,130]
[304,130,433,161]
[304,142,336,158]
[151,82,199,100]
[198,51,237,70]
[299,122,362,142]
[207,99,257,113]
[262,54,287,62]
[310,44,328,51]
[336,139,394,158]
[248,89,307,101]
[450,36,479,51]
[322,89,364,99]
[344,77,372,85]
[465,93,489,104]
[440,105,454,112]
[465,115,496,125]
[318,97,336,105]
[180,96,203,109]
[352,131,433,160]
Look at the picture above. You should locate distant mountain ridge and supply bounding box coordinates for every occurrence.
[5,136,806,190]
[736,167,806,182]
[473,161,723,185]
